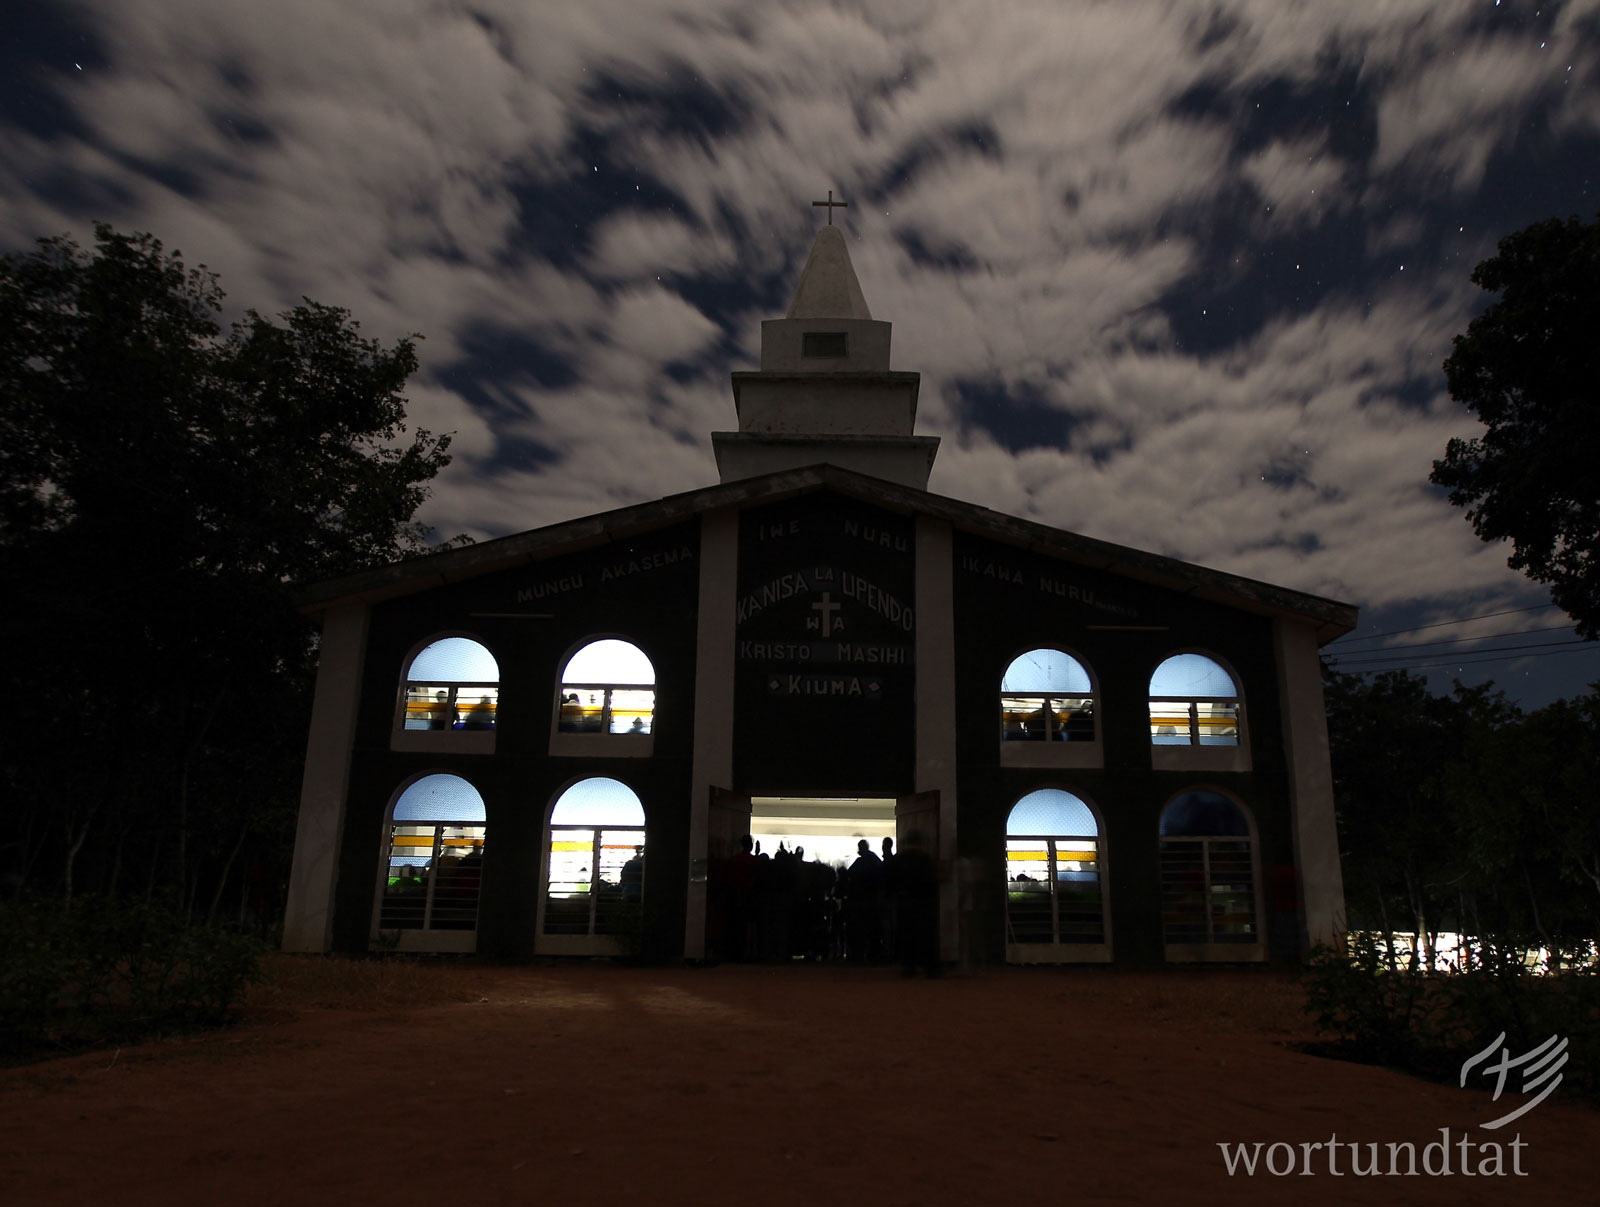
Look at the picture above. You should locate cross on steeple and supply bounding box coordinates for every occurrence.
[812,189,848,225]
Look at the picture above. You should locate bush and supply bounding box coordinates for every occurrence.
[0,896,264,1061]
[1302,936,1600,1104]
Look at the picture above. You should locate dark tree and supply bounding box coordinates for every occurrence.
[1431,213,1600,638]
[0,225,459,912]
[1323,669,1512,966]
[1325,664,1599,967]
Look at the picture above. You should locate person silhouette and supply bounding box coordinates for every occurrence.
[461,695,495,730]
[847,839,884,962]
[880,836,900,961]
[620,846,644,901]
[429,690,455,730]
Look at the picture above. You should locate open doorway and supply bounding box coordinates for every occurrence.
[706,791,939,964]
[748,795,896,872]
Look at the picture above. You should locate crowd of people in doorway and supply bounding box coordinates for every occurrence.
[716,832,940,975]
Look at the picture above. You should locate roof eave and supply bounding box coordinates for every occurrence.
[295,464,1359,642]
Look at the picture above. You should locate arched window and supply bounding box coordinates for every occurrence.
[1158,790,1260,956]
[1149,653,1239,747]
[399,636,500,735]
[375,774,487,948]
[556,639,655,736]
[1004,789,1109,962]
[1001,649,1096,743]
[540,777,647,954]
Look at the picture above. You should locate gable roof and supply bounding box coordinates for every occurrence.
[296,464,1359,643]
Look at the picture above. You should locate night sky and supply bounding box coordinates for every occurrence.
[4,0,1597,705]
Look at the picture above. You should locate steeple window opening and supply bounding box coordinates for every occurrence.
[802,331,848,358]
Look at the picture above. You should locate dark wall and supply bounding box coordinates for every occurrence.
[948,531,1296,966]
[324,494,1307,967]
[731,493,916,795]
[331,521,702,960]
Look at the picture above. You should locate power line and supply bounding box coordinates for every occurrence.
[1334,643,1599,672]
[1325,623,1577,657]
[1325,602,1562,647]
[1327,638,1590,667]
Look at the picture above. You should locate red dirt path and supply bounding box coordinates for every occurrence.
[2,960,1591,1205]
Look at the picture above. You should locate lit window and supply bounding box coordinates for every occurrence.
[401,637,500,732]
[1005,789,1106,953]
[544,777,646,942]
[1148,654,1239,747]
[1158,790,1257,948]
[1000,649,1096,743]
[377,774,486,934]
[557,639,655,736]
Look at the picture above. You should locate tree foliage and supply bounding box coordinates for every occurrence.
[0,225,458,915]
[1431,213,1600,638]
[1325,667,1599,967]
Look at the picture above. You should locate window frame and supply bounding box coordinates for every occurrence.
[998,647,1103,769]
[370,771,487,953]
[549,636,657,758]
[1147,650,1250,772]
[390,632,500,755]
[535,776,648,956]
[1157,787,1265,963]
[1003,787,1112,964]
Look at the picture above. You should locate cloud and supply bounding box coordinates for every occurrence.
[606,285,720,364]
[1374,40,1559,192]
[7,0,1596,706]
[1243,140,1346,226]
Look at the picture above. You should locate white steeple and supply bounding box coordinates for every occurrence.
[785,224,873,320]
[712,201,939,489]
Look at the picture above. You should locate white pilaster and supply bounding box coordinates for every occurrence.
[282,603,370,952]
[685,508,739,958]
[1273,617,1347,953]
[915,515,960,961]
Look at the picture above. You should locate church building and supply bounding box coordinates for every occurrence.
[282,209,1356,967]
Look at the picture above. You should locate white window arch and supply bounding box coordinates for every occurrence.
[999,649,1102,768]
[1148,653,1239,746]
[395,635,500,752]
[1000,649,1096,742]
[554,638,655,743]
[373,773,487,951]
[539,777,647,955]
[1158,789,1263,961]
[1004,789,1110,962]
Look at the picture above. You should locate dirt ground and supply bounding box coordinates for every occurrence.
[1,957,1592,1206]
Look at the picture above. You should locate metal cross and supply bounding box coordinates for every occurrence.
[812,190,848,225]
